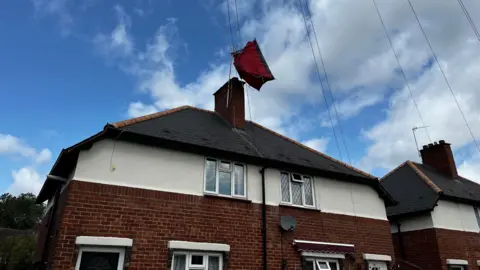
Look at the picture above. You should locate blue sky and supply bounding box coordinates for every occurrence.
[1,0,480,195]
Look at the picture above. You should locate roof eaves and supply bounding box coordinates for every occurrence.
[109,105,214,128]
[248,121,377,180]
[407,161,442,194]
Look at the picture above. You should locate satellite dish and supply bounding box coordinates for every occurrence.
[280,216,296,231]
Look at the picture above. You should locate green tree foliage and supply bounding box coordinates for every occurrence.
[0,234,36,270]
[0,193,45,270]
[0,193,45,230]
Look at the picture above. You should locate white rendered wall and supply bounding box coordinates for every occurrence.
[431,200,479,233]
[73,139,388,220]
[390,213,434,233]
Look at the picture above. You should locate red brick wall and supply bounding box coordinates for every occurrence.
[392,228,480,270]
[51,180,394,270]
[392,229,442,270]
[436,228,480,270]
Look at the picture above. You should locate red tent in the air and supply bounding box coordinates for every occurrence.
[232,40,275,90]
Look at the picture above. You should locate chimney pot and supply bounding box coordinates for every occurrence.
[420,140,457,179]
[214,77,246,129]
[434,142,438,145]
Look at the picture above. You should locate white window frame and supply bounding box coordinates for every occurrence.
[75,246,125,270]
[171,251,223,270]
[203,157,247,198]
[305,258,339,270]
[280,172,315,207]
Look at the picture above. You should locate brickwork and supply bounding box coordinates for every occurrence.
[50,180,394,270]
[392,228,480,270]
[436,228,480,270]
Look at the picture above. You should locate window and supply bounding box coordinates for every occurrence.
[204,158,246,197]
[75,247,125,270]
[448,266,465,270]
[281,172,314,207]
[172,252,222,270]
[303,259,339,270]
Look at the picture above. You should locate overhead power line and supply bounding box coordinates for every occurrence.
[371,0,432,142]
[457,0,480,43]
[226,0,235,50]
[301,0,352,164]
[406,0,480,154]
[234,0,242,47]
[297,0,344,161]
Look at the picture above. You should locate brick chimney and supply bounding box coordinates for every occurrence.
[214,77,245,129]
[420,140,458,178]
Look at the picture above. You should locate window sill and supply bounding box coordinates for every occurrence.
[279,203,319,212]
[203,193,252,203]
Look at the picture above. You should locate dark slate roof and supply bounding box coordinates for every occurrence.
[38,105,391,204]
[381,162,439,217]
[115,106,372,179]
[382,161,480,217]
[414,162,480,202]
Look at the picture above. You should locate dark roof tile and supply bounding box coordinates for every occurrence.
[116,107,373,179]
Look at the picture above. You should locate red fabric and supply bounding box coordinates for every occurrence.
[232,40,274,90]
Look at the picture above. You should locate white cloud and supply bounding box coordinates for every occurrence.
[0,134,52,164]
[303,137,329,153]
[91,0,480,171]
[458,152,480,183]
[31,0,73,35]
[36,149,52,164]
[93,5,133,57]
[8,167,43,195]
[128,102,158,117]
[359,0,480,171]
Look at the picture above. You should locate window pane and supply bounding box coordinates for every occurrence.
[303,260,314,270]
[79,252,119,270]
[281,173,290,202]
[205,159,217,192]
[219,171,232,195]
[219,161,231,171]
[304,177,313,206]
[328,262,338,270]
[316,261,330,269]
[191,255,203,266]
[234,164,245,196]
[291,181,303,205]
[208,256,220,270]
[173,254,186,270]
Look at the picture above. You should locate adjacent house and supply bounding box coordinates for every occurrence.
[35,77,395,270]
[381,140,480,270]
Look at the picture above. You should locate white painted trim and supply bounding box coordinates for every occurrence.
[293,239,355,247]
[363,254,392,261]
[171,252,223,270]
[168,241,230,252]
[75,236,133,247]
[301,251,345,259]
[280,171,316,208]
[446,259,468,265]
[203,157,247,198]
[75,246,125,270]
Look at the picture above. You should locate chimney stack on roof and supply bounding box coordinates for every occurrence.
[420,140,458,179]
[214,77,246,129]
